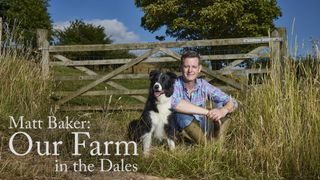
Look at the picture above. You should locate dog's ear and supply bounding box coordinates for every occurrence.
[166,72,177,80]
[149,70,160,80]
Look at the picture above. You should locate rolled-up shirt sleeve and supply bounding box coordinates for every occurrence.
[229,97,238,109]
[171,80,183,110]
[203,80,238,109]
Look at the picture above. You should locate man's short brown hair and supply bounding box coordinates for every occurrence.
[180,50,201,65]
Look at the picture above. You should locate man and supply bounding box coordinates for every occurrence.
[171,51,238,144]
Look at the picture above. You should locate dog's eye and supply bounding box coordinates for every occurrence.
[162,76,166,81]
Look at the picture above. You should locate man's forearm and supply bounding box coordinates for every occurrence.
[175,100,209,115]
[222,100,236,113]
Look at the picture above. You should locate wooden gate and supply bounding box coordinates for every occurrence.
[37,28,287,111]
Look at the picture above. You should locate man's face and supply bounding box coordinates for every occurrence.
[181,57,202,82]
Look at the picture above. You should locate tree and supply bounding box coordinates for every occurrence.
[55,19,112,45]
[0,0,52,47]
[54,19,135,70]
[135,0,282,71]
[135,0,282,40]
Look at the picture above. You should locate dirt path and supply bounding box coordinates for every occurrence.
[67,171,174,180]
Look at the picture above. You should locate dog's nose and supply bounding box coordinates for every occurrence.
[154,84,159,89]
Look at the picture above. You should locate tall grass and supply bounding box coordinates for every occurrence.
[0,51,51,124]
[227,58,320,179]
[0,50,57,178]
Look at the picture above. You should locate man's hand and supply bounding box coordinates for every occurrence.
[206,108,228,123]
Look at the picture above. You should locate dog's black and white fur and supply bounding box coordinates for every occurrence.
[128,70,177,155]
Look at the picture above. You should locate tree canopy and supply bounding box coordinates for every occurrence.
[54,19,135,63]
[0,0,52,46]
[54,19,112,45]
[135,0,282,40]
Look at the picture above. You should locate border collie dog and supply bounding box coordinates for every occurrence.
[128,70,177,155]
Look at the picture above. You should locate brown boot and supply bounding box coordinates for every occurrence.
[183,120,207,145]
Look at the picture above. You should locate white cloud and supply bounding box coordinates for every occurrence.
[53,21,71,30]
[53,19,140,44]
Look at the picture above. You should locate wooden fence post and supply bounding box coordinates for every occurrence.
[37,29,50,79]
[0,17,2,55]
[277,27,288,86]
[271,29,281,84]
[277,27,288,59]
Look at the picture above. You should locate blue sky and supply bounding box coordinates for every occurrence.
[48,0,320,56]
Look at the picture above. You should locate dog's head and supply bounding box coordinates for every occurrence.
[149,70,177,99]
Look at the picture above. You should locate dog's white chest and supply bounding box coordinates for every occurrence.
[149,97,172,139]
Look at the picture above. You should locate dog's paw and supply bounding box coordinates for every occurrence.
[167,139,175,151]
[143,150,150,157]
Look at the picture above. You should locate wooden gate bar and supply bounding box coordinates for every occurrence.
[221,46,268,70]
[53,55,97,75]
[54,68,268,81]
[54,74,149,81]
[55,89,148,96]
[53,55,147,103]
[59,104,146,111]
[55,85,236,97]
[56,47,160,106]
[50,53,268,66]
[48,37,282,52]
[158,48,248,90]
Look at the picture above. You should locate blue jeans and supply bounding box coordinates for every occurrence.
[175,113,210,133]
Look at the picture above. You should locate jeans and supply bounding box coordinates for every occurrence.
[175,112,211,134]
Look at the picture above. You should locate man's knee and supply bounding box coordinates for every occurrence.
[206,116,232,139]
[174,112,195,130]
[183,120,207,145]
